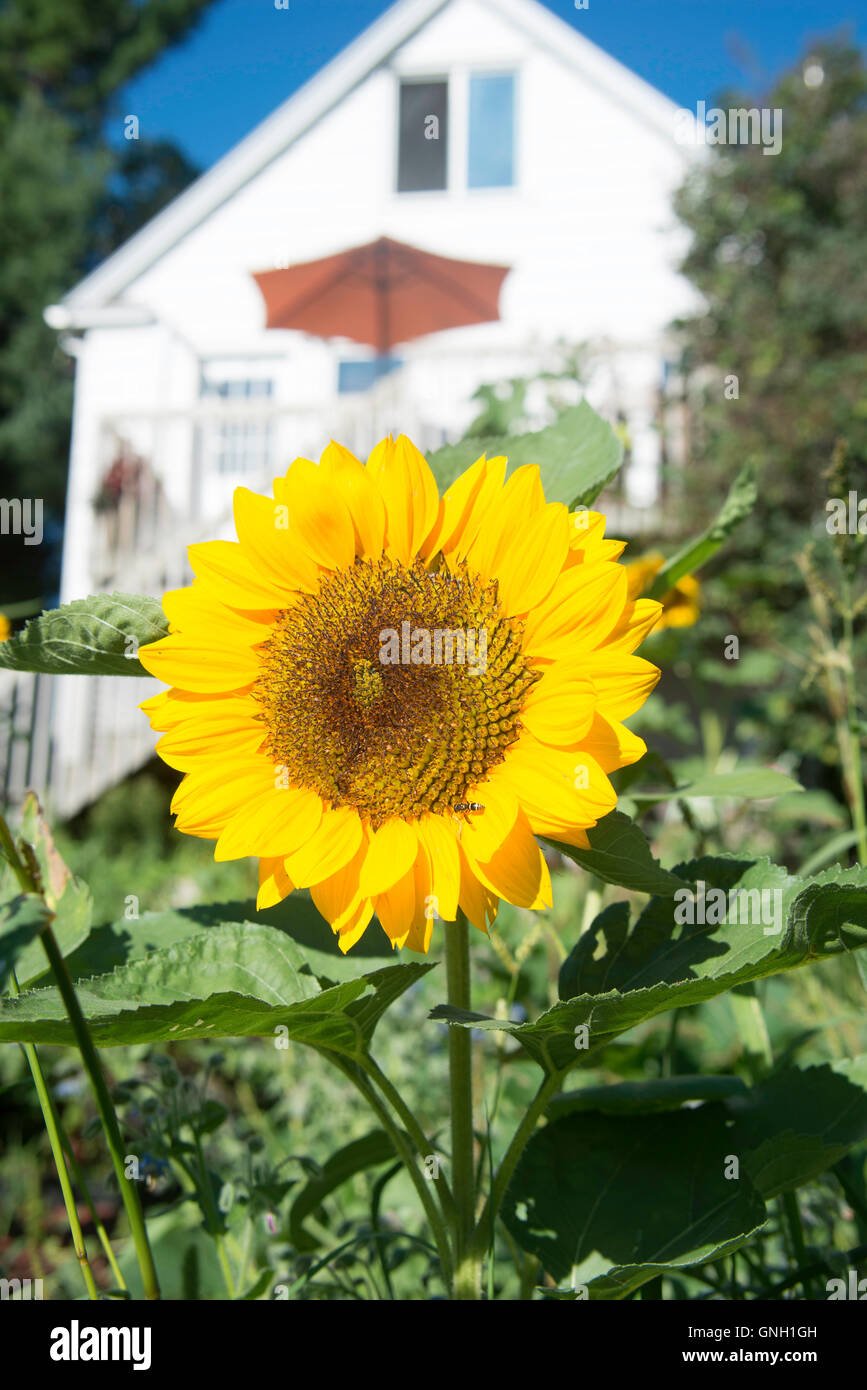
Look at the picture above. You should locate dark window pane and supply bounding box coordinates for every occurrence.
[398,80,448,192]
[468,73,515,188]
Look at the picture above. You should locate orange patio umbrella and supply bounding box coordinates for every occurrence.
[251,235,510,355]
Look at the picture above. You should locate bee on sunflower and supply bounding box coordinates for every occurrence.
[139,436,661,954]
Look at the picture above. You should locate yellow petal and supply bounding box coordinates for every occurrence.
[257,856,295,910]
[374,861,417,948]
[171,759,277,837]
[273,457,356,569]
[403,841,436,954]
[336,900,377,953]
[416,814,460,922]
[141,687,257,732]
[456,777,520,863]
[440,456,508,562]
[188,538,304,608]
[546,825,592,850]
[162,585,276,639]
[457,842,499,934]
[285,806,363,888]
[600,597,663,652]
[463,808,552,910]
[156,719,265,771]
[420,454,488,559]
[508,735,617,828]
[233,486,323,589]
[138,633,261,693]
[579,712,647,772]
[579,652,660,720]
[567,509,607,550]
[319,441,386,558]
[310,831,372,933]
[359,818,419,897]
[366,434,440,565]
[214,785,323,861]
[495,502,571,616]
[521,674,597,746]
[522,561,628,657]
[465,465,546,580]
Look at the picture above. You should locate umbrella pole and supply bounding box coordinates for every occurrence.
[374,241,391,447]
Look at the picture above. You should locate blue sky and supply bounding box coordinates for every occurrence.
[116,0,865,169]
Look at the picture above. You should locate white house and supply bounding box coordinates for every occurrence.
[17,0,700,820]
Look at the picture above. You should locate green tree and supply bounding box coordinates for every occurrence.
[668,38,867,798]
[0,0,216,602]
[673,38,867,524]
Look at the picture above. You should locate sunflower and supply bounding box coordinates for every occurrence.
[625,551,700,631]
[139,436,661,954]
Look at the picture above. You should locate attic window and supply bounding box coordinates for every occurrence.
[468,72,516,188]
[397,79,448,192]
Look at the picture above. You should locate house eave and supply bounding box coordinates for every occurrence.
[56,0,698,315]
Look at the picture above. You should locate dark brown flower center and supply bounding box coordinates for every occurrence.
[253,556,538,826]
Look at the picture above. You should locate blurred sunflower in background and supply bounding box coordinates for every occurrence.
[0,613,9,642]
[625,551,700,631]
[139,436,661,954]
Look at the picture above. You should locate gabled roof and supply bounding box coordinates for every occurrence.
[53,0,688,317]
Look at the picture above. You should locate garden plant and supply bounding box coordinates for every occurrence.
[1,401,866,1303]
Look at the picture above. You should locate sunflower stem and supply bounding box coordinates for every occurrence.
[357,1053,458,1227]
[328,1052,454,1292]
[445,910,481,1299]
[1,811,161,1298]
[39,923,162,1300]
[58,1121,128,1293]
[8,970,99,1300]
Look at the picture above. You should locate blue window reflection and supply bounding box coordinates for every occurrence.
[468,73,515,189]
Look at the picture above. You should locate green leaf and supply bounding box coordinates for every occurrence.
[425,400,623,510]
[544,811,688,896]
[0,892,53,990]
[507,1055,867,1296]
[0,592,168,677]
[503,1106,767,1297]
[629,769,803,803]
[289,1130,399,1252]
[62,893,400,986]
[647,466,757,599]
[0,921,434,1050]
[0,794,93,988]
[432,858,867,1072]
[547,1074,749,1118]
[729,1057,867,1199]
